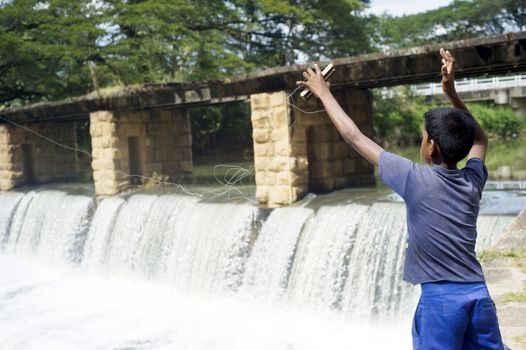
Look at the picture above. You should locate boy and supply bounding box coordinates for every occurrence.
[297,48,504,349]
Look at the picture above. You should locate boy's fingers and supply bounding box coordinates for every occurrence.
[440,48,456,65]
[314,63,322,74]
[296,81,305,85]
[302,71,310,80]
[442,65,448,75]
[307,67,315,77]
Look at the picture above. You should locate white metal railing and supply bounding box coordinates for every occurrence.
[411,74,526,96]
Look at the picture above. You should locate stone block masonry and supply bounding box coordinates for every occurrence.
[251,91,309,207]
[250,89,374,207]
[90,109,192,197]
[0,122,89,191]
[301,89,375,192]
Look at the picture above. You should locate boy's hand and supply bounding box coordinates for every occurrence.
[440,48,456,95]
[296,63,331,100]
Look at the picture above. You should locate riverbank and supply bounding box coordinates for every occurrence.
[481,210,526,349]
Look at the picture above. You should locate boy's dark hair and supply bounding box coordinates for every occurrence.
[424,107,476,163]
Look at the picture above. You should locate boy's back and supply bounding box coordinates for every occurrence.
[380,152,487,285]
[297,47,504,349]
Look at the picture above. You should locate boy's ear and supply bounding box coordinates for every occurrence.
[430,139,441,157]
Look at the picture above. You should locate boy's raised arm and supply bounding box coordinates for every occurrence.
[297,64,385,167]
[440,48,488,161]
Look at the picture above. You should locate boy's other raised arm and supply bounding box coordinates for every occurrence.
[296,64,385,167]
[440,48,488,161]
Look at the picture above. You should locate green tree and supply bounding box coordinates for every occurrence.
[373,88,429,147]
[0,0,104,106]
[0,0,373,107]
[374,0,525,49]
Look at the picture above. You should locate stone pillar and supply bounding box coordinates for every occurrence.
[251,91,309,207]
[250,88,375,207]
[90,109,192,198]
[0,124,20,191]
[0,121,85,191]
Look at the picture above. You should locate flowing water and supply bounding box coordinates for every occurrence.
[0,185,522,349]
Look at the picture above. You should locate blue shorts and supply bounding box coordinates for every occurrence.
[412,281,504,350]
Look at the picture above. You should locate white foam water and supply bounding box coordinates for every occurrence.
[0,192,24,247]
[286,204,370,311]
[241,207,314,301]
[4,191,94,264]
[0,255,413,350]
[0,188,516,349]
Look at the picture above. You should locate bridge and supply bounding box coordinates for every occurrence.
[411,74,526,113]
[1,32,525,206]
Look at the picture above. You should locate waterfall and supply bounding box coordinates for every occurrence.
[241,207,314,301]
[339,203,412,319]
[0,192,24,247]
[82,196,126,269]
[0,188,516,320]
[4,191,94,264]
[286,204,370,311]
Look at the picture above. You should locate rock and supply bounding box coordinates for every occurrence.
[494,209,526,251]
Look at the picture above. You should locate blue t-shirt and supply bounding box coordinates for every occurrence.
[379,151,488,285]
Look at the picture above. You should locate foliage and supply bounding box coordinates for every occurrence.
[1,0,524,155]
[465,102,525,139]
[501,292,526,303]
[372,88,526,174]
[0,0,104,105]
[0,0,371,107]
[190,102,253,157]
[477,249,526,262]
[373,88,525,148]
[372,88,431,147]
[1,0,524,107]
[483,139,526,171]
[373,0,525,49]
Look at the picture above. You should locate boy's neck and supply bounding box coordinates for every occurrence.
[436,161,458,170]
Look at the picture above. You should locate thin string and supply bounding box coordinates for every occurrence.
[0,89,324,203]
[0,115,257,204]
[0,116,93,159]
[286,85,326,128]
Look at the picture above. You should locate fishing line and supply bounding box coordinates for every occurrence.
[0,116,93,159]
[0,115,257,204]
[286,85,326,129]
[0,82,326,203]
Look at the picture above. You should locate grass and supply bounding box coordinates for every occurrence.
[501,292,526,303]
[484,138,526,172]
[478,250,526,272]
[477,250,526,262]
[513,333,526,345]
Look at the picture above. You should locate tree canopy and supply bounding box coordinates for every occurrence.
[0,0,524,107]
[373,0,525,49]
